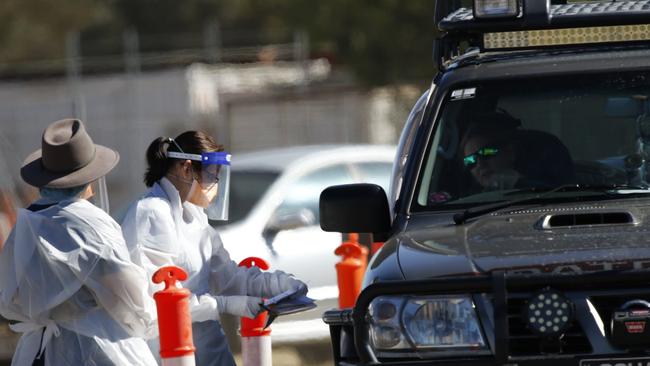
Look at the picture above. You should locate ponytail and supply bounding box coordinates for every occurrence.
[144,131,224,187]
[144,137,172,187]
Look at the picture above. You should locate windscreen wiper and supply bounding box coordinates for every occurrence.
[453,184,648,225]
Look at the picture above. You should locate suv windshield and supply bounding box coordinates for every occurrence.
[415,71,650,211]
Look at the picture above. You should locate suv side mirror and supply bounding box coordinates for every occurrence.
[319,183,391,240]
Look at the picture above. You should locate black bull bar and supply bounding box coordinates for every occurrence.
[322,270,650,365]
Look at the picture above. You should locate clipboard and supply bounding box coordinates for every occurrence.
[261,286,317,328]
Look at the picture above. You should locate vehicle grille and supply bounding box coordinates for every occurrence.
[506,294,591,356]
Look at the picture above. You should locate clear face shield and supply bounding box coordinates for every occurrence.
[168,150,231,221]
[39,177,110,213]
[199,152,231,221]
[88,177,110,213]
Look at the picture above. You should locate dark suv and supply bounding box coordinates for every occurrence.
[320,1,650,365]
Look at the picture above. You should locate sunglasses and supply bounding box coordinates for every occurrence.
[463,147,500,168]
[195,170,220,189]
[203,170,220,183]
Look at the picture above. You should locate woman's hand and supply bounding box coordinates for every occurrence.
[215,295,264,319]
[266,271,309,297]
[280,273,308,295]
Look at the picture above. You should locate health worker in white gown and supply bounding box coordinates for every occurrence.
[121,131,307,366]
[0,119,158,366]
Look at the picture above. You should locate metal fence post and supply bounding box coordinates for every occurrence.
[66,31,86,120]
[204,20,222,64]
[293,30,310,86]
[123,28,141,75]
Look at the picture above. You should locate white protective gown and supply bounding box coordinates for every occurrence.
[122,178,294,366]
[0,198,158,366]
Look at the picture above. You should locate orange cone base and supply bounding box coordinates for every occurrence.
[242,336,272,366]
[161,355,195,366]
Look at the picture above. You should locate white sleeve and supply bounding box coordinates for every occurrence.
[208,229,299,298]
[122,203,219,323]
[82,218,158,339]
[0,229,30,323]
[125,202,180,284]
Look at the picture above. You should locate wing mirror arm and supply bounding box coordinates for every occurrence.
[262,208,316,254]
[261,228,279,256]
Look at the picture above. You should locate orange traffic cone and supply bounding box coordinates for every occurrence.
[238,257,272,366]
[371,241,384,256]
[334,233,368,309]
[152,266,196,366]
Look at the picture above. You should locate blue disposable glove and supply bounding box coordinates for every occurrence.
[215,295,264,319]
[270,271,308,297]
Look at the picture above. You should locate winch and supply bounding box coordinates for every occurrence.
[611,300,650,349]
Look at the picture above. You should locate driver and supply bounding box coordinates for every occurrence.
[461,111,529,191]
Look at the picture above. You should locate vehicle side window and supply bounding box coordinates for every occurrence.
[274,164,354,224]
[391,90,430,216]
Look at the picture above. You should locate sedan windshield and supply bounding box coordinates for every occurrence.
[414,71,650,211]
[214,170,279,225]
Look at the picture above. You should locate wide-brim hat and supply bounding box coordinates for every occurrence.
[20,119,119,188]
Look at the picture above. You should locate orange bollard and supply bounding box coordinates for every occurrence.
[152,266,196,366]
[334,233,368,309]
[371,241,384,256]
[238,257,272,366]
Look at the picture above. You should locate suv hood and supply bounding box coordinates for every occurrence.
[398,201,650,279]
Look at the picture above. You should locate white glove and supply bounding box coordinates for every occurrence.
[215,295,264,319]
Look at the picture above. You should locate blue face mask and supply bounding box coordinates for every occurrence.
[39,186,87,203]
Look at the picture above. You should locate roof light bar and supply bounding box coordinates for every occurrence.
[474,0,520,19]
[484,24,650,49]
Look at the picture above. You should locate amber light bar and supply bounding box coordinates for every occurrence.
[484,24,650,49]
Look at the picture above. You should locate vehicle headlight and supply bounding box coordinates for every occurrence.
[474,0,519,19]
[369,297,411,349]
[369,295,486,351]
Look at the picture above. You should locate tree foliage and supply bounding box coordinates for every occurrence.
[0,0,110,62]
[0,0,438,85]
[278,0,436,85]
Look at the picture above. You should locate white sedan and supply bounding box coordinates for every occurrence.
[214,144,394,343]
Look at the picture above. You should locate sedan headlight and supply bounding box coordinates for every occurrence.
[369,295,486,351]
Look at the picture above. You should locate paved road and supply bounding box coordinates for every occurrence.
[223,294,338,360]
[270,297,338,344]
